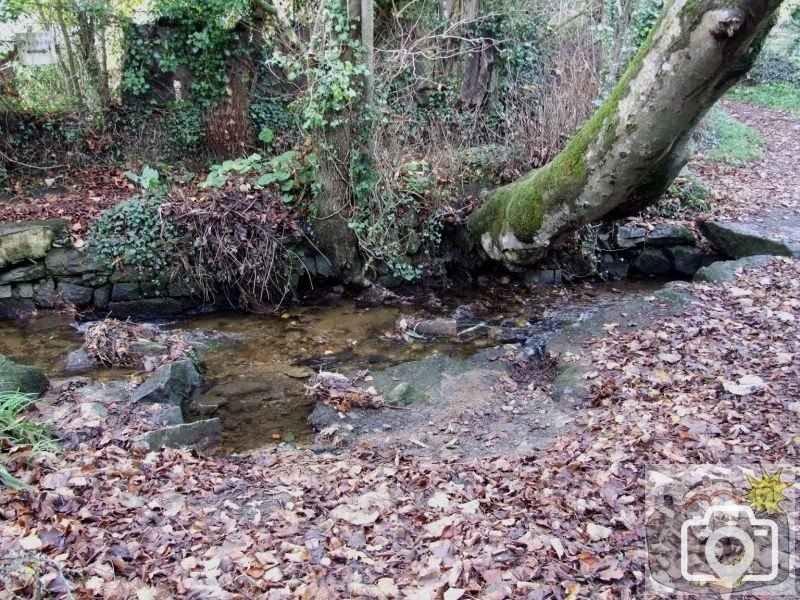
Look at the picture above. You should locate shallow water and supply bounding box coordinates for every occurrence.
[0,280,665,452]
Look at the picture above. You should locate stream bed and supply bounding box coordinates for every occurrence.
[0,279,666,452]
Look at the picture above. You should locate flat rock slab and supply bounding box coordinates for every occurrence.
[73,380,132,405]
[136,418,222,450]
[693,255,776,284]
[309,350,573,458]
[700,220,800,259]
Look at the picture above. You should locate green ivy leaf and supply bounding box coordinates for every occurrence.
[258,127,275,143]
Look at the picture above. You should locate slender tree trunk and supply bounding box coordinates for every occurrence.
[55,6,84,109]
[469,0,782,266]
[76,10,106,104]
[98,22,110,103]
[361,0,374,109]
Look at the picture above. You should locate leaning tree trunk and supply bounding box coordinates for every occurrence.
[469,0,782,266]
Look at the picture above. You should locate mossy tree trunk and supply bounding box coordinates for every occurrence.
[311,0,369,284]
[469,0,783,266]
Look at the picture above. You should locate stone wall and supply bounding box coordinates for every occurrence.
[0,219,220,321]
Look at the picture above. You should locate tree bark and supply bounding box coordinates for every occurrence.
[99,23,109,101]
[361,0,374,109]
[76,9,107,104]
[55,5,84,109]
[469,0,782,266]
[310,0,367,284]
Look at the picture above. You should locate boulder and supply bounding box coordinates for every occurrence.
[0,354,48,395]
[386,382,413,405]
[700,221,800,259]
[307,402,341,432]
[664,246,706,275]
[0,263,46,285]
[0,223,57,268]
[135,418,222,450]
[45,247,105,276]
[633,248,672,275]
[0,285,10,299]
[645,224,696,246]
[693,255,775,284]
[57,281,94,305]
[131,359,202,406]
[64,347,102,372]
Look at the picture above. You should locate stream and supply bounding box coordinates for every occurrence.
[0,279,666,452]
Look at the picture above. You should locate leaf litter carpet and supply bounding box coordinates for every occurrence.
[2,255,800,598]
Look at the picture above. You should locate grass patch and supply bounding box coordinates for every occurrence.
[699,107,765,166]
[0,389,55,490]
[727,83,800,114]
[657,173,715,217]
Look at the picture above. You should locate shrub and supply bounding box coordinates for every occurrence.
[743,50,800,86]
[89,193,178,273]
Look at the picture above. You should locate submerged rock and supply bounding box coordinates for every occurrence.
[0,354,48,395]
[284,366,314,379]
[412,318,458,337]
[132,359,202,406]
